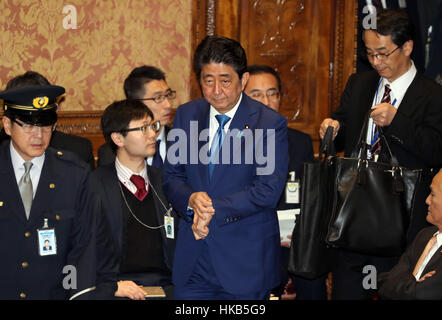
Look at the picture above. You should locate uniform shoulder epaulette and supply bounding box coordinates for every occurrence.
[47,147,90,170]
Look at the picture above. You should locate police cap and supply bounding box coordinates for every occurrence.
[0,85,65,126]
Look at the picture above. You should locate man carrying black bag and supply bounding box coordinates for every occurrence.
[319,9,442,300]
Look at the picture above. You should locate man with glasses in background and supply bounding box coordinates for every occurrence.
[244,65,327,300]
[90,99,178,299]
[0,85,96,299]
[98,65,176,168]
[319,9,442,299]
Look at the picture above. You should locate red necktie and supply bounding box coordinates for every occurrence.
[371,84,391,159]
[130,175,148,201]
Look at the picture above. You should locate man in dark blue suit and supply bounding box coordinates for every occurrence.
[163,36,288,299]
[245,65,327,300]
[0,85,95,299]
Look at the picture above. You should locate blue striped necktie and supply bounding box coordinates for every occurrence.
[209,114,230,179]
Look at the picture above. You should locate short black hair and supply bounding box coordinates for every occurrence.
[123,66,166,99]
[101,99,154,152]
[246,65,282,93]
[364,9,414,47]
[5,71,51,90]
[193,36,247,80]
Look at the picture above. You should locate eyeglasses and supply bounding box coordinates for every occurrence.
[249,89,280,101]
[12,118,55,134]
[139,90,176,104]
[119,121,161,135]
[365,46,400,61]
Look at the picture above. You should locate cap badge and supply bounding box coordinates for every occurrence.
[33,96,49,109]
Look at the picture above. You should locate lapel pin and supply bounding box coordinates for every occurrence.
[0,201,3,206]
[57,151,63,156]
[49,184,55,189]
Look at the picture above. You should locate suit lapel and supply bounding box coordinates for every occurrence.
[196,101,211,187]
[28,150,59,225]
[359,72,380,122]
[101,165,124,252]
[396,72,424,118]
[422,233,442,275]
[146,166,168,245]
[0,142,28,224]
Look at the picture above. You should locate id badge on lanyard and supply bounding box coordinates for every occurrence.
[164,207,174,239]
[285,171,300,204]
[37,218,57,256]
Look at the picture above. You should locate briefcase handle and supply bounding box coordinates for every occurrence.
[351,111,399,167]
[319,126,336,160]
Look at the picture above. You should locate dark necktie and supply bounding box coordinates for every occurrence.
[151,139,163,168]
[371,84,391,159]
[18,161,33,219]
[209,114,231,179]
[130,175,148,201]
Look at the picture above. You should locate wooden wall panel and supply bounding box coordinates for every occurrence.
[191,0,358,153]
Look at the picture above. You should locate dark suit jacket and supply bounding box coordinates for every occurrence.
[0,141,95,299]
[332,70,442,169]
[163,94,288,295]
[276,128,314,211]
[0,129,94,169]
[90,163,177,284]
[332,70,442,243]
[378,226,442,300]
[97,126,171,167]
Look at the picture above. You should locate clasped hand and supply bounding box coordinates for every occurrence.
[370,103,397,127]
[189,192,215,240]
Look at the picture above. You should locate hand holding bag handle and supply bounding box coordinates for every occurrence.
[325,111,421,256]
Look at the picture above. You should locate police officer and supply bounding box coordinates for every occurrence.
[0,85,96,299]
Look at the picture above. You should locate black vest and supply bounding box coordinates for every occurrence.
[119,182,168,274]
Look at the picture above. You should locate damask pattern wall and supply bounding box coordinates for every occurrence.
[0,0,192,111]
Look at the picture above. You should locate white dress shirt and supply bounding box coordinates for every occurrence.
[366,60,417,146]
[10,142,45,198]
[208,93,242,148]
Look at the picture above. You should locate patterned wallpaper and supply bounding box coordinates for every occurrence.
[0,0,192,111]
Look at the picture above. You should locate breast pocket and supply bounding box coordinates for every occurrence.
[42,209,77,255]
[43,209,76,231]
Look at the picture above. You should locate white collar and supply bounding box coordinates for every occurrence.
[115,156,149,192]
[10,141,45,172]
[157,125,166,143]
[209,92,242,127]
[381,60,417,105]
[433,230,442,248]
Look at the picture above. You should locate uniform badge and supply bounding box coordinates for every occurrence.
[33,96,49,109]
